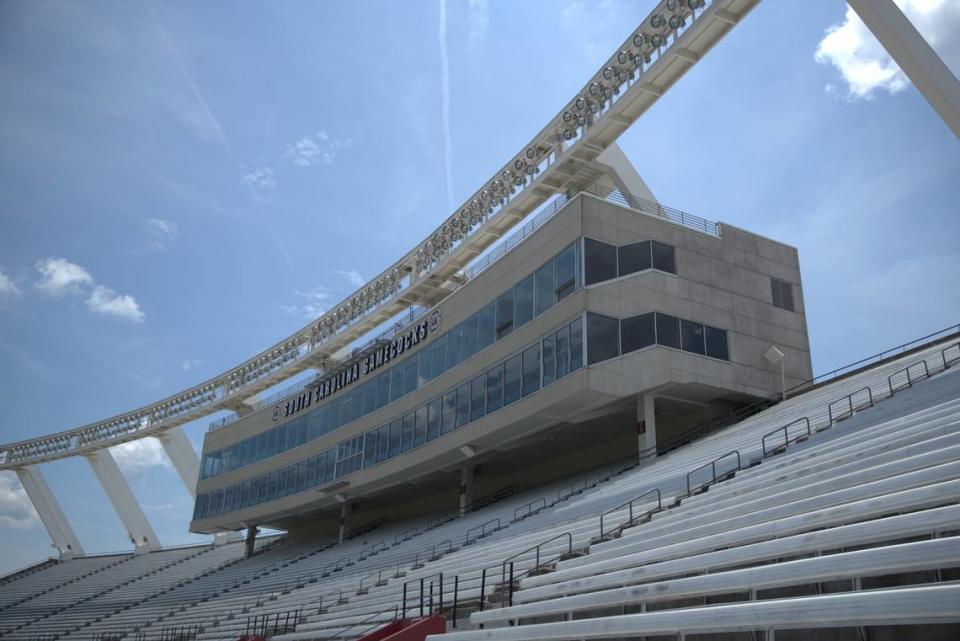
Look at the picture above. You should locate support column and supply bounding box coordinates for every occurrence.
[244,525,258,558]
[848,0,960,139]
[158,428,199,497]
[459,465,475,516]
[86,449,160,553]
[636,393,657,463]
[15,465,84,558]
[338,501,350,543]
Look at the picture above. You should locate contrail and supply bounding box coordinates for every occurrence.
[145,0,297,275]
[439,0,454,212]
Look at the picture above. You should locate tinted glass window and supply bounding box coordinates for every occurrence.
[570,317,584,371]
[503,354,522,405]
[470,375,486,421]
[478,302,496,350]
[414,405,428,446]
[418,346,433,385]
[431,334,447,378]
[655,313,681,349]
[534,263,555,316]
[555,243,578,300]
[456,382,471,427]
[442,392,457,434]
[515,276,534,327]
[377,425,390,462]
[587,313,620,364]
[522,344,541,397]
[390,365,405,402]
[621,313,656,353]
[364,433,377,468]
[496,290,514,339]
[681,319,706,355]
[427,399,442,441]
[584,238,617,285]
[556,324,570,378]
[542,334,556,386]
[651,241,676,274]
[460,314,479,361]
[705,326,729,360]
[446,323,462,370]
[401,413,415,453]
[388,419,402,457]
[404,354,419,395]
[618,241,651,276]
[486,364,504,412]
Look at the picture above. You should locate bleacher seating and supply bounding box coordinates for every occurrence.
[1,337,958,640]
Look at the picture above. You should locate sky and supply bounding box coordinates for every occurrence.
[0,0,958,573]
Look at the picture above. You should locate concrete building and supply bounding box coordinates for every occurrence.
[189,175,812,541]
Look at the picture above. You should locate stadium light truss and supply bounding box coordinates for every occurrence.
[0,0,760,470]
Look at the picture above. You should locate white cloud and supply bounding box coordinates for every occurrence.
[147,218,179,252]
[815,0,960,100]
[0,472,39,530]
[335,269,365,288]
[0,268,20,297]
[181,358,203,371]
[241,166,276,190]
[467,0,489,52]
[86,285,145,322]
[281,287,332,320]
[110,438,170,475]
[35,258,93,296]
[284,132,352,167]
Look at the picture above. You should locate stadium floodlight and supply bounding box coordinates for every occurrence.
[763,346,787,401]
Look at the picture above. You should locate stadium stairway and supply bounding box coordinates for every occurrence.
[1,337,957,641]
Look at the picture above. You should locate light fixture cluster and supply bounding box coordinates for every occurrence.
[308,267,405,346]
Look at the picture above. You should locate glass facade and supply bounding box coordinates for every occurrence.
[584,237,676,285]
[199,241,581,481]
[194,316,585,521]
[590,311,730,364]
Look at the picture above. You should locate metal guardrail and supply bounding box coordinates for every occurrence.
[401,573,444,618]
[581,183,720,236]
[557,478,589,502]
[244,608,301,638]
[513,497,547,522]
[501,532,573,586]
[888,360,932,396]
[828,386,874,425]
[686,450,741,496]
[599,488,662,540]
[316,588,346,614]
[762,417,812,458]
[464,518,501,545]
[325,604,398,641]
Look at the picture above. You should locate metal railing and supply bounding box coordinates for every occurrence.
[599,488,662,540]
[686,450,741,496]
[581,183,720,236]
[888,360,932,396]
[401,573,444,618]
[464,518,501,545]
[316,588,346,614]
[513,497,547,522]
[828,386,874,425]
[762,417,812,458]
[244,608,302,638]
[500,532,573,587]
[325,604,398,641]
[557,478,589,502]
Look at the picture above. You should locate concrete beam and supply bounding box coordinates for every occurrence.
[459,465,475,516]
[594,143,658,204]
[86,449,160,552]
[848,0,960,139]
[15,465,84,558]
[158,427,200,497]
[636,393,658,463]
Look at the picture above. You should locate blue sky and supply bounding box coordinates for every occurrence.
[0,0,958,572]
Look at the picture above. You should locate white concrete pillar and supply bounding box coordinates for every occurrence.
[15,466,84,558]
[158,427,200,497]
[86,449,160,553]
[848,0,960,139]
[459,465,475,516]
[636,393,657,462]
[338,502,349,543]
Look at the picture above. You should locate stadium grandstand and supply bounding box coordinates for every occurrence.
[3,0,960,640]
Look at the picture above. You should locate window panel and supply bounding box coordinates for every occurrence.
[556,324,570,378]
[478,302,496,350]
[534,263,555,316]
[446,323,462,370]
[570,316,583,371]
[681,319,706,355]
[404,354,420,395]
[503,354,522,405]
[419,344,433,385]
[388,420,402,458]
[587,312,620,364]
[364,432,377,468]
[308,411,322,442]
[351,389,363,422]
[376,425,390,462]
[555,243,578,300]
[414,405,428,446]
[470,375,486,421]
[621,313,656,353]
[427,398,442,441]
[460,314,479,361]
[377,372,391,408]
[487,364,504,413]
[541,334,556,386]
[390,365,405,402]
[522,344,541,396]
[515,276,534,327]
[457,382,471,426]
[496,290,514,339]
[705,326,729,360]
[618,241,652,276]
[431,334,447,378]
[401,413,415,453]
[651,241,676,274]
[442,391,457,434]
[584,238,617,285]
[655,313,681,349]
